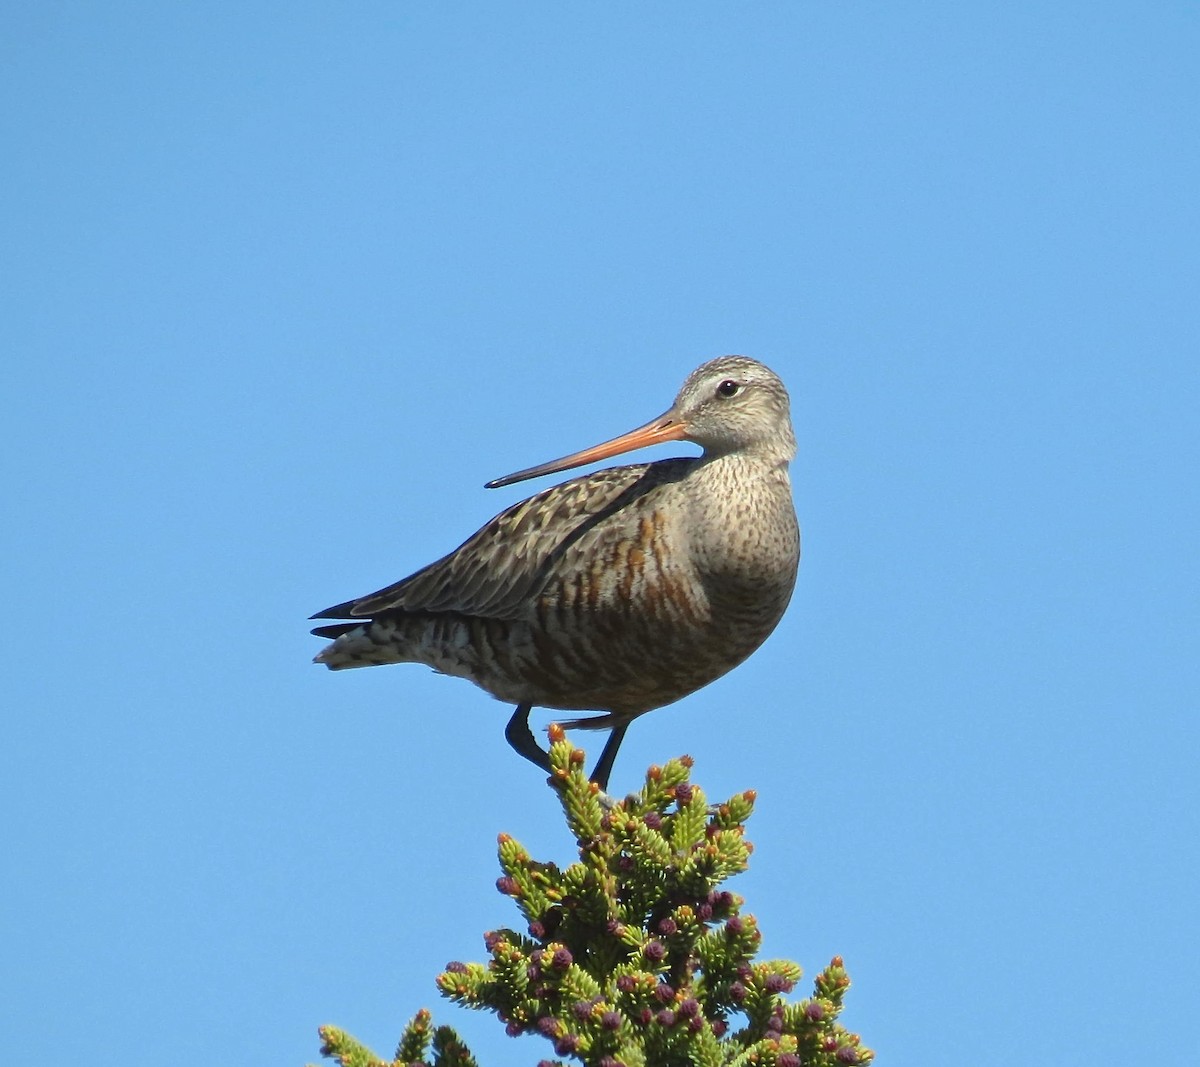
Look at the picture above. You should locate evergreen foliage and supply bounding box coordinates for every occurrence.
[315,725,873,1067]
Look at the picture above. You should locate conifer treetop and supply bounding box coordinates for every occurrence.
[316,725,873,1067]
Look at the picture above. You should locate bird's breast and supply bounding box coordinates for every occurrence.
[683,460,799,612]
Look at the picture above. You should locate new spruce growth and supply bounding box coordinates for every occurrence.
[316,725,872,1067]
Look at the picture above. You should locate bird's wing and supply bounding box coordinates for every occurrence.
[311,459,694,622]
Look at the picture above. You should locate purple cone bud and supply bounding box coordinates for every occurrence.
[598,1059,625,1067]
[638,1008,653,1025]
[601,1010,622,1030]
[675,783,694,804]
[555,1034,580,1056]
[496,875,518,895]
[736,964,753,980]
[526,964,540,981]
[778,1056,801,1067]
[536,1017,559,1037]
[552,946,573,968]
[679,997,699,1017]
[726,917,744,935]
[805,1001,826,1021]
[528,921,545,939]
[572,1000,592,1022]
[711,1019,728,1037]
[729,981,746,1003]
[644,940,666,962]
[657,918,678,935]
[655,983,674,1003]
[697,902,714,921]
[656,1009,676,1027]
[483,930,504,951]
[444,961,467,973]
[616,975,637,993]
[505,1022,521,1037]
[766,974,794,993]
[836,1048,861,1065]
[644,811,662,830]
[688,1015,703,1032]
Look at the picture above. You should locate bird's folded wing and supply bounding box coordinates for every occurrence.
[312,460,691,622]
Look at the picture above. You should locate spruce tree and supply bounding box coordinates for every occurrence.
[315,725,873,1067]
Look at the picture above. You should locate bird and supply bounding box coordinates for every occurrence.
[311,355,800,790]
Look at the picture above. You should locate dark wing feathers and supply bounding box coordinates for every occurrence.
[310,459,695,624]
[310,622,361,639]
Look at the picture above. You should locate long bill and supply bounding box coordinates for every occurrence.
[485,409,688,489]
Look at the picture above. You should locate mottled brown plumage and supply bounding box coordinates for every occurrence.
[312,355,800,788]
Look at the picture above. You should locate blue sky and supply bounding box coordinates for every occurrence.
[4,4,1197,1064]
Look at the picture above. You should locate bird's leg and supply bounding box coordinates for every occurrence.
[589,723,629,792]
[505,703,552,774]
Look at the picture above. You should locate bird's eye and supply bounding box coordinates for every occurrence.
[716,379,741,398]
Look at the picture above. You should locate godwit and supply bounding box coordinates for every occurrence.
[311,355,800,789]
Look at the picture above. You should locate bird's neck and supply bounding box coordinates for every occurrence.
[682,451,799,612]
[688,450,796,537]
[696,445,793,485]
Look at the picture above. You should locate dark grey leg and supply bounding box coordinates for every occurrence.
[590,723,629,792]
[505,703,551,773]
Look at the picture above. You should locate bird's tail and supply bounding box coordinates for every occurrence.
[311,618,412,670]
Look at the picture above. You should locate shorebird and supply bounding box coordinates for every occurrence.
[311,355,800,790]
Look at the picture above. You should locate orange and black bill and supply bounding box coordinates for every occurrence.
[485,409,687,489]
